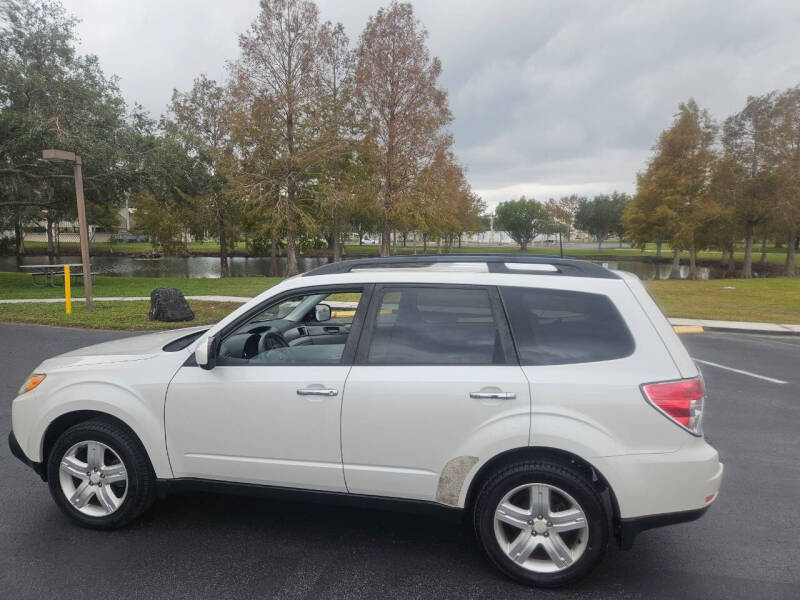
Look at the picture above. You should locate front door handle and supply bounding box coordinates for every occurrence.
[470,391,516,400]
[297,388,338,397]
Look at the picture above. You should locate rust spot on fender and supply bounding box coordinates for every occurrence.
[436,456,479,506]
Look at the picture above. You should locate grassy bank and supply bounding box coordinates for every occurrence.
[643,278,800,324]
[0,272,279,300]
[0,272,797,329]
[0,300,240,330]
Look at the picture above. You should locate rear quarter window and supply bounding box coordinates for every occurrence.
[500,286,635,365]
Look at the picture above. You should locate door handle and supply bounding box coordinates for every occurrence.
[297,388,338,397]
[470,391,516,400]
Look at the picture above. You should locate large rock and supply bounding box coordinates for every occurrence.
[149,288,194,322]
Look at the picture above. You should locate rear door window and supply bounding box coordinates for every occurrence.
[364,286,507,365]
[500,286,634,365]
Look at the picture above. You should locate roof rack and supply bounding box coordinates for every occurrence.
[302,254,618,279]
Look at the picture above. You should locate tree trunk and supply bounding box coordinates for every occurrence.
[655,241,662,259]
[380,217,391,257]
[742,223,754,278]
[423,233,428,253]
[286,206,299,276]
[46,216,55,264]
[436,237,442,254]
[15,216,24,256]
[759,238,768,268]
[689,241,697,280]
[269,221,279,277]
[726,241,736,276]
[332,211,342,263]
[785,232,797,277]
[520,241,528,252]
[597,237,602,250]
[217,201,229,278]
[670,248,681,279]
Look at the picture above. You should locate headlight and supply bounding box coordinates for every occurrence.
[18,373,46,395]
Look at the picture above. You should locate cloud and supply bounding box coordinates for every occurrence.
[59,0,800,209]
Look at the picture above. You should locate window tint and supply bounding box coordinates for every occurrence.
[501,286,634,365]
[366,286,505,365]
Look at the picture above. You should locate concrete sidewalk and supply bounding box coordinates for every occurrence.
[1,295,798,335]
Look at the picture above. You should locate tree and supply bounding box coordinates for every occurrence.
[355,1,452,257]
[234,0,326,276]
[315,21,360,263]
[768,85,800,276]
[575,192,629,250]
[721,93,778,278]
[0,0,150,256]
[494,196,550,251]
[166,75,235,275]
[416,145,483,251]
[629,100,717,278]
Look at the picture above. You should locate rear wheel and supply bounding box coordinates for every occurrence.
[46,419,155,528]
[473,460,608,587]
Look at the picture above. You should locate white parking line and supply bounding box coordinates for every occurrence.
[693,359,788,385]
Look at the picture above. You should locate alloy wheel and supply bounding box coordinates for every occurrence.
[58,440,128,517]
[493,483,589,573]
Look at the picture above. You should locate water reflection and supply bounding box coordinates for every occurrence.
[0,255,329,278]
[0,254,756,280]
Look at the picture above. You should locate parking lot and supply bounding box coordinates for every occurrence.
[1,323,798,599]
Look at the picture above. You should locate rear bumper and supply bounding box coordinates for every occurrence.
[8,431,45,479]
[593,440,724,519]
[617,506,709,549]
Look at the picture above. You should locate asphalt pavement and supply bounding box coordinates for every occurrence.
[1,323,798,599]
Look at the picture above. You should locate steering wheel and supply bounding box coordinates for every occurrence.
[258,331,289,354]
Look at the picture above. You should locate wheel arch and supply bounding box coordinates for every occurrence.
[462,446,620,527]
[41,411,155,482]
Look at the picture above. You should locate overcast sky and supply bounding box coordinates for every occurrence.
[60,0,800,208]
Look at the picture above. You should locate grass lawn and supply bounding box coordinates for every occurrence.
[0,272,281,300]
[0,300,241,330]
[644,278,800,324]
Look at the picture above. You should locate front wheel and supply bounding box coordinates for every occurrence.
[46,419,155,528]
[473,460,608,587]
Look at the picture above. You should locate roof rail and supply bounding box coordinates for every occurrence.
[302,254,619,279]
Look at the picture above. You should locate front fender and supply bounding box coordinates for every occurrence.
[18,379,172,479]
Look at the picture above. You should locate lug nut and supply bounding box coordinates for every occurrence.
[537,514,543,520]
[544,532,549,537]
[547,521,552,527]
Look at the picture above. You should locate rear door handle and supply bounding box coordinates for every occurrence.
[297,388,338,397]
[470,391,516,400]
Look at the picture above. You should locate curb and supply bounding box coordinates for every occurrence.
[673,325,704,335]
[669,318,800,337]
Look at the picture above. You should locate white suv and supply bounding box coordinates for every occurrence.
[9,256,723,587]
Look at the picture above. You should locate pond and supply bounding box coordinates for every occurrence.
[0,254,757,280]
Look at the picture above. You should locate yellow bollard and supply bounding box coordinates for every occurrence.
[64,265,72,314]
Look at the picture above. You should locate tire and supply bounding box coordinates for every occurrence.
[473,460,608,587]
[46,419,156,529]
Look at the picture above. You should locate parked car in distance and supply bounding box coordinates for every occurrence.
[361,236,379,245]
[113,231,148,243]
[9,255,722,587]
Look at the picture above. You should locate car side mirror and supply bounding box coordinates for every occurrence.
[315,303,331,323]
[196,335,218,370]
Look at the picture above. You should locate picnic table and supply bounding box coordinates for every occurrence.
[19,263,98,287]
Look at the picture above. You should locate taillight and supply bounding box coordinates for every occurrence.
[642,377,705,435]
